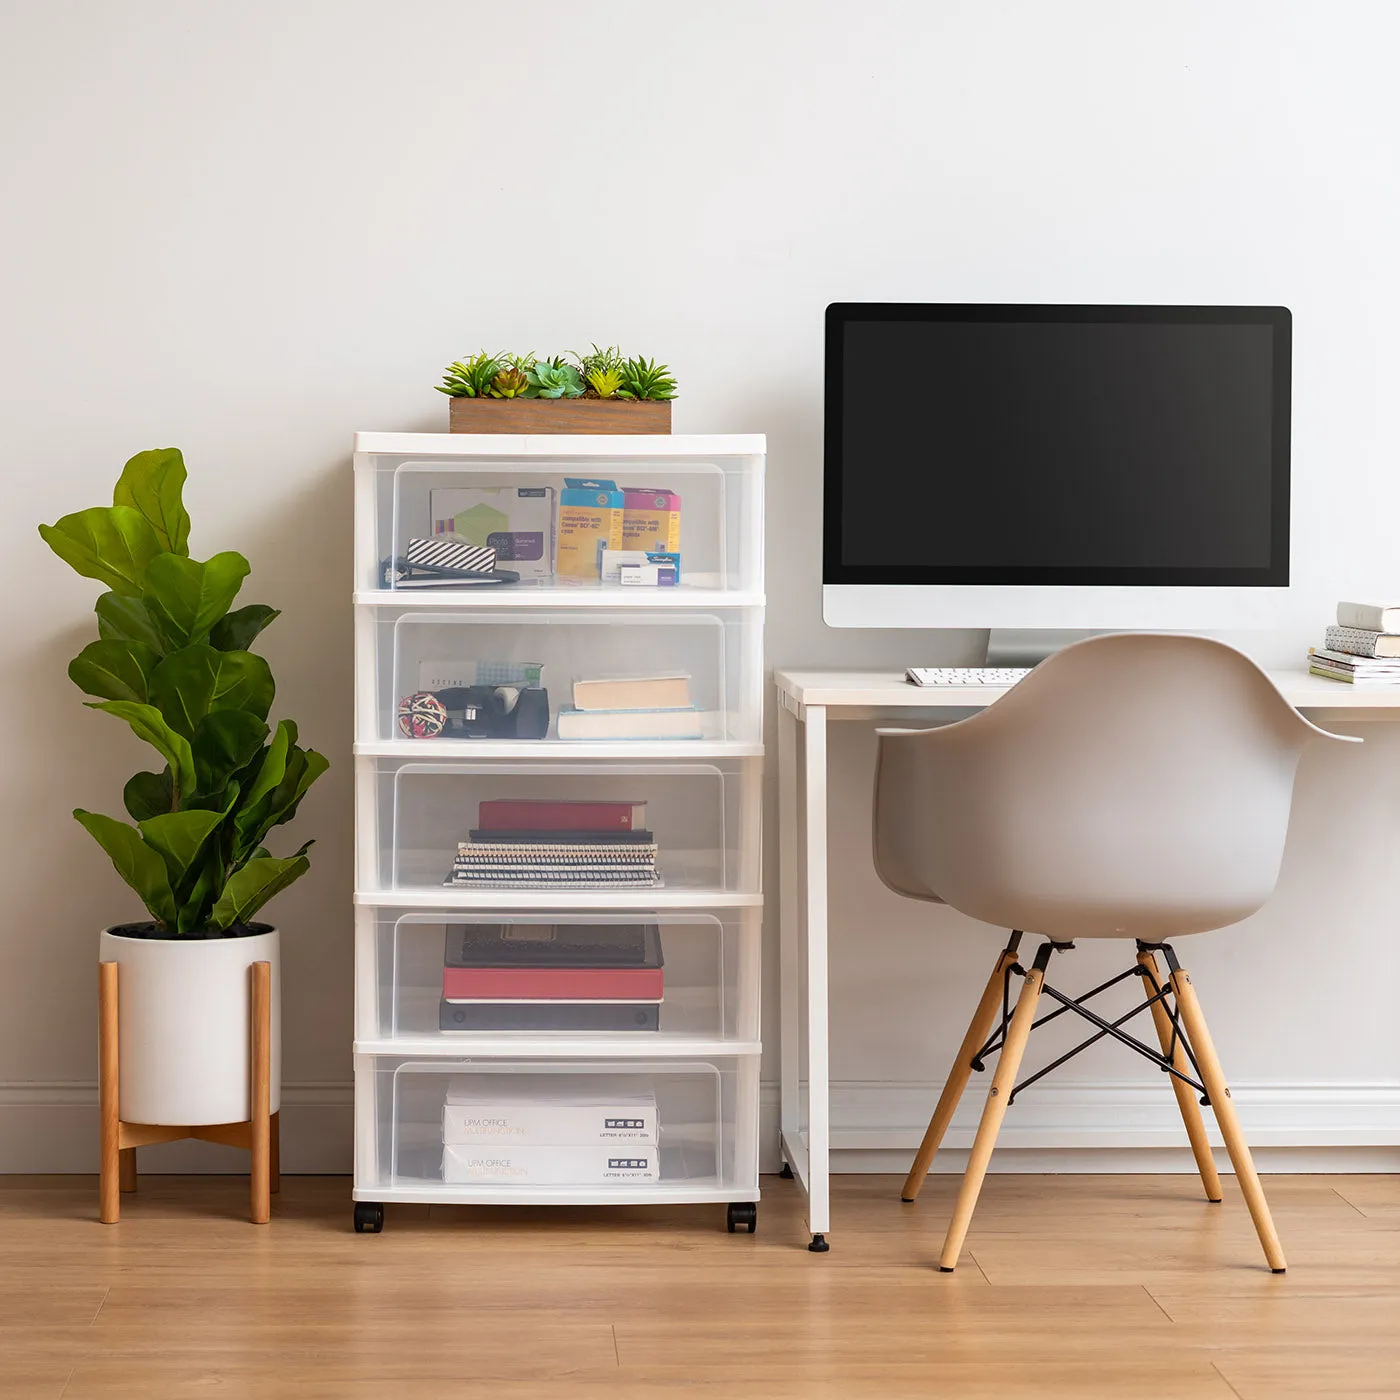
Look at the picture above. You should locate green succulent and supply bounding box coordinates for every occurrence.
[575,343,625,381]
[488,366,531,399]
[527,361,585,399]
[585,367,626,399]
[501,351,537,373]
[435,352,501,398]
[617,356,678,402]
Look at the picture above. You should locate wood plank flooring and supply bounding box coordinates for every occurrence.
[2,1172,1399,1398]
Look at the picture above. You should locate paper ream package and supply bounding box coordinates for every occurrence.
[442,1142,659,1184]
[622,487,681,553]
[430,486,556,582]
[556,479,624,578]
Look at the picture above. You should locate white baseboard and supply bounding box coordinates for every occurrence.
[0,1081,353,1174]
[6,1078,1399,1176]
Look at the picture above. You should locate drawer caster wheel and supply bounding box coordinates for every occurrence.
[778,1162,794,1180]
[727,1202,757,1234]
[354,1201,384,1234]
[808,1232,830,1252]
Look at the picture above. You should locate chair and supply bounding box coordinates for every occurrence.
[873,633,1357,1273]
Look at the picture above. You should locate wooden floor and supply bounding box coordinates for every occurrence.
[2,1172,1399,1399]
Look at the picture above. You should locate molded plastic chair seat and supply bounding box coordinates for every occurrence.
[874,634,1356,1272]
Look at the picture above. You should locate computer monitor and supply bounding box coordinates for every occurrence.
[823,304,1292,629]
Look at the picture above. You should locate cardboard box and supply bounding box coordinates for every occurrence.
[556,479,624,579]
[622,486,682,553]
[430,486,556,583]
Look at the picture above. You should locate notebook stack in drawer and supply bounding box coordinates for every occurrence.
[439,921,664,1033]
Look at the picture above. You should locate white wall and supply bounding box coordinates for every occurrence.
[3,0,1399,1172]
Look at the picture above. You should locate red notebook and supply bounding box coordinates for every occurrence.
[442,965,664,1001]
[477,799,648,832]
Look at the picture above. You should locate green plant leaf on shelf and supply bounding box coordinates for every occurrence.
[73,808,177,928]
[68,639,161,704]
[142,551,250,648]
[208,603,280,653]
[209,845,313,931]
[87,700,198,806]
[112,448,191,556]
[95,592,168,654]
[526,362,585,399]
[148,644,274,741]
[487,366,531,399]
[619,356,678,401]
[585,367,625,399]
[39,506,162,597]
[436,353,502,398]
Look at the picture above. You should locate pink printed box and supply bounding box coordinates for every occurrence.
[622,487,681,553]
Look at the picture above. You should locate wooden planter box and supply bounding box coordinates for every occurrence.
[449,397,671,435]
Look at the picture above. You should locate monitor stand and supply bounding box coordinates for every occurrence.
[983,628,1105,668]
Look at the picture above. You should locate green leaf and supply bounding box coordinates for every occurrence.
[233,735,328,864]
[68,639,160,703]
[148,644,274,740]
[95,592,167,654]
[72,809,176,928]
[87,700,198,804]
[191,709,269,797]
[138,807,228,897]
[124,769,174,822]
[112,448,191,556]
[208,604,280,652]
[178,846,228,933]
[209,845,313,930]
[142,551,250,647]
[39,506,161,597]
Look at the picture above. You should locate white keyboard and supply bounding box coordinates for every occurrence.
[905,666,1032,688]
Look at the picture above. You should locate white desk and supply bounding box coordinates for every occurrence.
[774,666,1400,1251]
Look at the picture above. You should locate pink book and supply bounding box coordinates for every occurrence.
[442,965,665,1001]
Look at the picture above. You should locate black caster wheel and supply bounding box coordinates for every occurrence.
[778,1162,794,1180]
[808,1232,830,1252]
[354,1201,384,1234]
[726,1202,758,1234]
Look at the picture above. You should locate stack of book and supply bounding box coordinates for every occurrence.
[444,798,661,889]
[441,1076,660,1184]
[1309,601,1400,687]
[557,673,715,741]
[439,921,664,1033]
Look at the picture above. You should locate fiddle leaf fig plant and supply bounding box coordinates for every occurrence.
[40,448,328,937]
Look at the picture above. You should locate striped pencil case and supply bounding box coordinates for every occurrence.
[406,538,497,573]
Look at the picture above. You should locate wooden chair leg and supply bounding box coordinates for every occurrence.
[903,940,1021,1202]
[119,1148,138,1193]
[99,962,120,1225]
[938,954,1046,1271]
[249,961,272,1225]
[1136,950,1222,1203]
[1170,961,1286,1273]
[270,1111,280,1195]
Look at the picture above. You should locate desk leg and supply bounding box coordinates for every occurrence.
[804,705,831,1252]
[778,702,800,1160]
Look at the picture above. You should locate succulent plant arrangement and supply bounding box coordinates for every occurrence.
[437,346,677,401]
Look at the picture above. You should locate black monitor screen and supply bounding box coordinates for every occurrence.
[824,304,1291,586]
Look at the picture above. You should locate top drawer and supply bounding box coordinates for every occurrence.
[353,448,763,600]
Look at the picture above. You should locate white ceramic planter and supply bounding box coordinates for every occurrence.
[98,925,281,1126]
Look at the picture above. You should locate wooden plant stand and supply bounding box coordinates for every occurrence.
[98,959,279,1224]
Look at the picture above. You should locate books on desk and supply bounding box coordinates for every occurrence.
[1310,603,1400,686]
